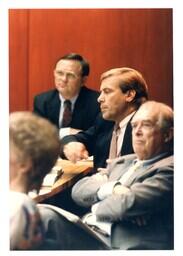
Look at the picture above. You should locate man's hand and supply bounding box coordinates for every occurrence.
[63,142,89,163]
[113,184,130,195]
[97,167,108,175]
[69,128,82,135]
[93,172,108,182]
[113,185,150,226]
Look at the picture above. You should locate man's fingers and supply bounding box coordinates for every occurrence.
[83,151,89,159]
[106,158,113,164]
[97,168,107,172]
[63,142,89,162]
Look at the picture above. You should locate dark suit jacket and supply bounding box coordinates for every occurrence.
[33,86,100,130]
[72,153,174,250]
[61,113,134,170]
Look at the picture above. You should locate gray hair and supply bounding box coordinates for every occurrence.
[10,112,60,191]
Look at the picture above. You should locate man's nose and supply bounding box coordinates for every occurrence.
[135,126,142,135]
[134,125,143,135]
[97,93,103,103]
[61,74,68,82]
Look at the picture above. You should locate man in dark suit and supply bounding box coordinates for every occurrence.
[33,53,100,138]
[45,101,173,250]
[61,67,149,170]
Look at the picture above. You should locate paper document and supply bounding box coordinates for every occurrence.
[83,213,112,236]
[42,166,63,186]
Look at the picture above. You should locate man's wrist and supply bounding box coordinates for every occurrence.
[59,127,70,139]
[113,183,130,195]
[97,181,117,200]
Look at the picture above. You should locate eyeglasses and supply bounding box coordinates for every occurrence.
[54,70,81,80]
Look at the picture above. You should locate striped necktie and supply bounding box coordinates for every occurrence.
[109,124,120,159]
[62,100,72,127]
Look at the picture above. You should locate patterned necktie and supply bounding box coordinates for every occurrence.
[62,100,72,127]
[109,124,120,159]
[119,160,142,184]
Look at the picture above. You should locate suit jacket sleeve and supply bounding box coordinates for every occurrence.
[33,90,60,127]
[60,124,97,158]
[60,114,114,158]
[72,156,173,222]
[71,174,109,208]
[33,95,46,117]
[94,163,173,221]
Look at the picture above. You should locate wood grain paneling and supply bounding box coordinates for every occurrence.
[9,9,29,112]
[9,9,173,111]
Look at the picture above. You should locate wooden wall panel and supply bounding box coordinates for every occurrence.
[9,9,29,112]
[9,9,173,111]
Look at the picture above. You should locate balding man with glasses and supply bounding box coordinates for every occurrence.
[33,53,100,138]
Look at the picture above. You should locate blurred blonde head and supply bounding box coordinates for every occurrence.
[9,112,60,192]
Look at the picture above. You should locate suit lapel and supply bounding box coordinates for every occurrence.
[109,155,136,181]
[71,87,86,126]
[123,164,154,186]
[120,114,135,156]
[47,91,60,127]
[123,155,173,186]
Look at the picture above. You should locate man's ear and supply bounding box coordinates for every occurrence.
[164,127,174,143]
[81,76,88,85]
[19,158,32,174]
[125,89,136,102]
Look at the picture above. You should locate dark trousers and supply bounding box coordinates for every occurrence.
[39,207,110,250]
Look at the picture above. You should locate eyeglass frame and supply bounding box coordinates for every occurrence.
[54,70,82,81]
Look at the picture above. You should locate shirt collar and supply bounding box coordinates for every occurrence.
[118,111,136,129]
[59,93,78,110]
[135,152,171,167]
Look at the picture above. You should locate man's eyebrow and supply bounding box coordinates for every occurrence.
[56,70,79,76]
[101,87,113,91]
[142,119,153,122]
[131,119,153,124]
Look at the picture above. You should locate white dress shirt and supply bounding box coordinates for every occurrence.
[117,111,135,156]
